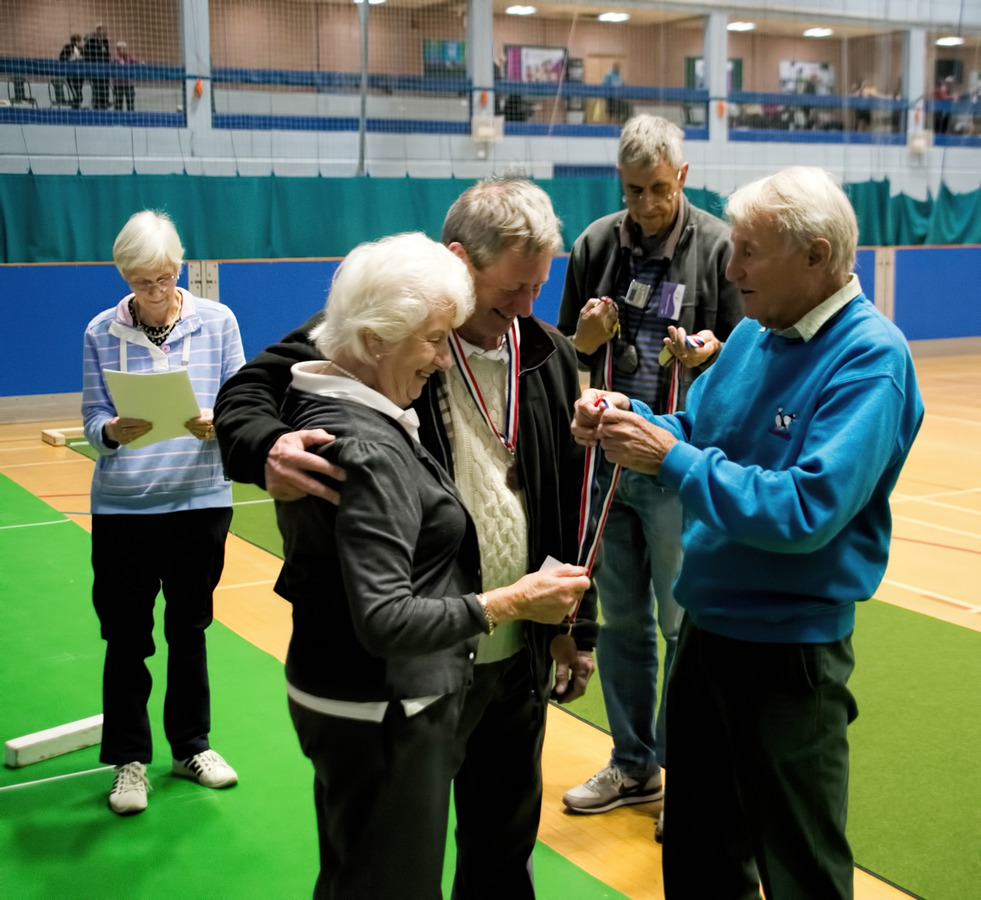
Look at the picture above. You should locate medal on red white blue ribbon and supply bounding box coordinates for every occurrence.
[448,322,521,488]
[567,397,622,623]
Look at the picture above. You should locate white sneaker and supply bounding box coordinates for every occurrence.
[563,763,663,814]
[108,761,150,815]
[172,749,237,788]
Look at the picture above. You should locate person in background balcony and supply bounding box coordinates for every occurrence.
[112,40,139,111]
[83,23,111,110]
[58,33,84,108]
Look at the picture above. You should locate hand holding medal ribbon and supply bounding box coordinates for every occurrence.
[659,329,708,413]
[565,396,623,625]
[550,395,622,691]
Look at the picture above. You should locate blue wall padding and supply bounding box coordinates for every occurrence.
[893,246,981,341]
[0,248,973,398]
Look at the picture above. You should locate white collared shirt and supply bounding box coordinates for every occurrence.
[773,274,863,341]
[289,361,421,440]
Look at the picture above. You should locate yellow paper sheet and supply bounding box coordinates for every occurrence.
[103,369,201,449]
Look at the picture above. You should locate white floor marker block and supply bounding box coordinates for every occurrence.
[41,426,86,447]
[5,714,103,768]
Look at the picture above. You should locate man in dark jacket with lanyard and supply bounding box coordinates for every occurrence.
[557,115,742,839]
[214,175,597,899]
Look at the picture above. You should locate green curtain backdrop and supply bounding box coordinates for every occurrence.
[1,173,979,264]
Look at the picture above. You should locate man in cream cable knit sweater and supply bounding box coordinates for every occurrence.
[215,176,598,899]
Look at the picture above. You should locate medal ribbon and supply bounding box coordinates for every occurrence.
[447,322,520,455]
[568,398,622,622]
[664,334,704,414]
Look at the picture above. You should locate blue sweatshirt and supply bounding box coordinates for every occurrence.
[636,291,924,643]
[82,289,245,515]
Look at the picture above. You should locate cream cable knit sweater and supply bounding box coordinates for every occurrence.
[447,355,529,663]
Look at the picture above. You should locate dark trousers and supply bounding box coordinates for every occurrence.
[289,691,465,899]
[114,85,135,111]
[92,507,231,764]
[67,77,83,107]
[90,79,110,109]
[662,617,858,900]
[451,648,546,899]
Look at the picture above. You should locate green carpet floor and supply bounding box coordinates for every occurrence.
[8,444,981,899]
[0,474,623,899]
[216,468,981,899]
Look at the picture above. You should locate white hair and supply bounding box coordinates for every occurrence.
[726,167,858,279]
[310,232,475,362]
[112,210,184,280]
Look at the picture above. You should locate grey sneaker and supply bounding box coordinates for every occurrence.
[108,761,150,815]
[172,749,237,788]
[655,807,664,843]
[563,763,663,814]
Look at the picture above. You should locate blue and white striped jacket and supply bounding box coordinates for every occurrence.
[82,288,245,514]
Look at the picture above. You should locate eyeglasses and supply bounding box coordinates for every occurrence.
[129,274,177,294]
[625,184,677,204]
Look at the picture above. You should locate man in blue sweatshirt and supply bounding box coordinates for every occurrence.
[572,166,924,900]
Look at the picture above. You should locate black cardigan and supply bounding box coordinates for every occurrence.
[215,314,599,697]
[276,393,486,701]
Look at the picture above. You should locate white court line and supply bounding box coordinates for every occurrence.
[216,579,277,590]
[0,765,113,791]
[0,519,72,532]
[925,414,981,427]
[892,487,981,505]
[232,499,274,507]
[881,579,981,614]
[899,497,981,517]
[892,514,981,541]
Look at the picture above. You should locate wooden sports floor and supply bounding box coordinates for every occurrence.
[1,352,978,900]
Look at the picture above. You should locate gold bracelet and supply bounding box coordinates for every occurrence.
[477,593,497,634]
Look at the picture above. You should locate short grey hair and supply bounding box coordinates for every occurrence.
[310,232,475,362]
[725,166,858,279]
[618,115,686,171]
[441,175,562,271]
[112,210,184,280]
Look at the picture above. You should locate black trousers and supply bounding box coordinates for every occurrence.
[662,617,858,900]
[92,507,232,764]
[113,85,135,111]
[451,648,546,899]
[289,690,465,899]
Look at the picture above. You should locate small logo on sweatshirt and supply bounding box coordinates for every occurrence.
[770,407,797,440]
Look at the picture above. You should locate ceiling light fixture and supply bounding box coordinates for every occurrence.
[803,27,834,38]
[935,36,964,46]
[505,5,537,15]
[727,22,756,32]
[598,12,631,23]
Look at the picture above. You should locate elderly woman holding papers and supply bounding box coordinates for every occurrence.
[274,232,589,899]
[81,210,244,816]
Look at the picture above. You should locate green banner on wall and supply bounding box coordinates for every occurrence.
[1,173,978,264]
